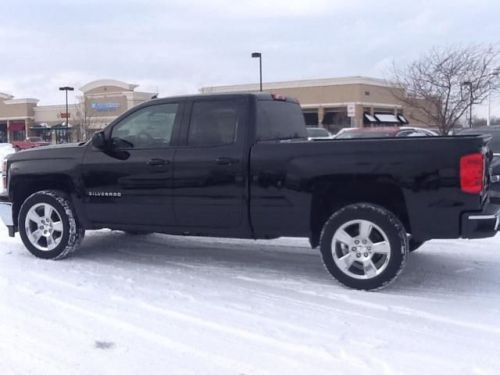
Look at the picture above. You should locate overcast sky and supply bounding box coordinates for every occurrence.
[0,0,499,116]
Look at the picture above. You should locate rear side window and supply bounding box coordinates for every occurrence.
[188,100,242,146]
[257,101,307,141]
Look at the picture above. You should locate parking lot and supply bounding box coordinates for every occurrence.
[1,227,499,374]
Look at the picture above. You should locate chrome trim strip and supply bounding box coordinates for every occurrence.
[468,215,497,220]
[0,202,13,226]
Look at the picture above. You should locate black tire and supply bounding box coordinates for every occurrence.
[409,239,424,252]
[18,190,84,260]
[319,203,409,291]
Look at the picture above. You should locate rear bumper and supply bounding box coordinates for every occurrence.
[0,196,14,237]
[461,207,500,239]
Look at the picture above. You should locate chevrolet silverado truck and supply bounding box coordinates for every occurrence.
[0,93,499,290]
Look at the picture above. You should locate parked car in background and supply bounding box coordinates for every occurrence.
[457,126,500,204]
[11,137,51,151]
[334,126,438,139]
[0,143,15,193]
[306,127,333,140]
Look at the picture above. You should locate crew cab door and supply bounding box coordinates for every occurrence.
[173,98,249,230]
[81,102,182,228]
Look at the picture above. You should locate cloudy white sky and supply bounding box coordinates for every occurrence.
[0,0,499,116]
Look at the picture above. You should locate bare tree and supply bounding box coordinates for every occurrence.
[74,95,95,142]
[391,45,500,134]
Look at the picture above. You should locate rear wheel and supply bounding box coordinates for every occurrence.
[18,190,84,259]
[320,203,409,291]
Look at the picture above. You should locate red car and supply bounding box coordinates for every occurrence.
[12,137,51,151]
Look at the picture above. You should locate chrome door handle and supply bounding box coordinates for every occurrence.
[147,158,169,167]
[215,157,238,166]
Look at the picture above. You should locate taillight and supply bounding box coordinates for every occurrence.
[460,153,485,194]
[271,94,287,101]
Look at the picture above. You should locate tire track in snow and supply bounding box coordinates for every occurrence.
[11,268,393,373]
[12,284,278,375]
[234,276,500,336]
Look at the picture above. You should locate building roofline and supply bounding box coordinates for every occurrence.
[200,76,395,94]
[0,92,15,100]
[80,79,139,93]
[34,104,79,111]
[4,98,39,105]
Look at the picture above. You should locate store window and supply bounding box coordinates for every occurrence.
[322,109,350,133]
[303,111,319,126]
[0,123,7,143]
[9,121,26,141]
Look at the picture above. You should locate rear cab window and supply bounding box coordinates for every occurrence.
[256,99,307,141]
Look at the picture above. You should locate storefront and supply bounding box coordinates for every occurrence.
[0,92,37,143]
[29,124,73,143]
[0,80,156,145]
[8,120,26,141]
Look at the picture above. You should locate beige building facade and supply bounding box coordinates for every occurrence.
[201,76,435,133]
[0,93,38,143]
[1,76,436,144]
[0,79,156,143]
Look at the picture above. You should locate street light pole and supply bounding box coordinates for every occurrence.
[251,52,262,92]
[59,86,74,126]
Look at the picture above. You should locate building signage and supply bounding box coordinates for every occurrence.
[91,102,121,112]
[347,103,356,118]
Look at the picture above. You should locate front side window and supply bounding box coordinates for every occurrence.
[111,103,178,149]
[187,100,240,147]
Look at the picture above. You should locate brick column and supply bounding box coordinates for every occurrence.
[353,104,364,128]
[318,106,325,127]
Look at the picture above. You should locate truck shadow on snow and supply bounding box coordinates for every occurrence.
[73,231,499,295]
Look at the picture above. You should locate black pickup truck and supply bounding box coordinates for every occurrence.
[1,93,498,290]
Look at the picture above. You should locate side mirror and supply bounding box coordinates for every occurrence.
[91,132,106,150]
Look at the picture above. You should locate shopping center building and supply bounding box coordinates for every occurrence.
[201,76,435,133]
[1,76,435,144]
[0,79,156,143]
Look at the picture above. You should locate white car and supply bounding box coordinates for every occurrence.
[0,143,15,193]
[306,127,333,140]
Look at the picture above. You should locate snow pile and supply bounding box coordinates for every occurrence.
[1,226,500,374]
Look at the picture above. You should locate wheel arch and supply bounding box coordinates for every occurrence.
[11,174,84,228]
[309,177,410,248]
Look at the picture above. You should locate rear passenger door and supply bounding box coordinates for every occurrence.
[173,98,248,229]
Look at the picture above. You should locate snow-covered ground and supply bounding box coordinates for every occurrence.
[1,225,500,375]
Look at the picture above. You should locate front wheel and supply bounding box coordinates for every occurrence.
[18,190,84,260]
[320,203,409,291]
